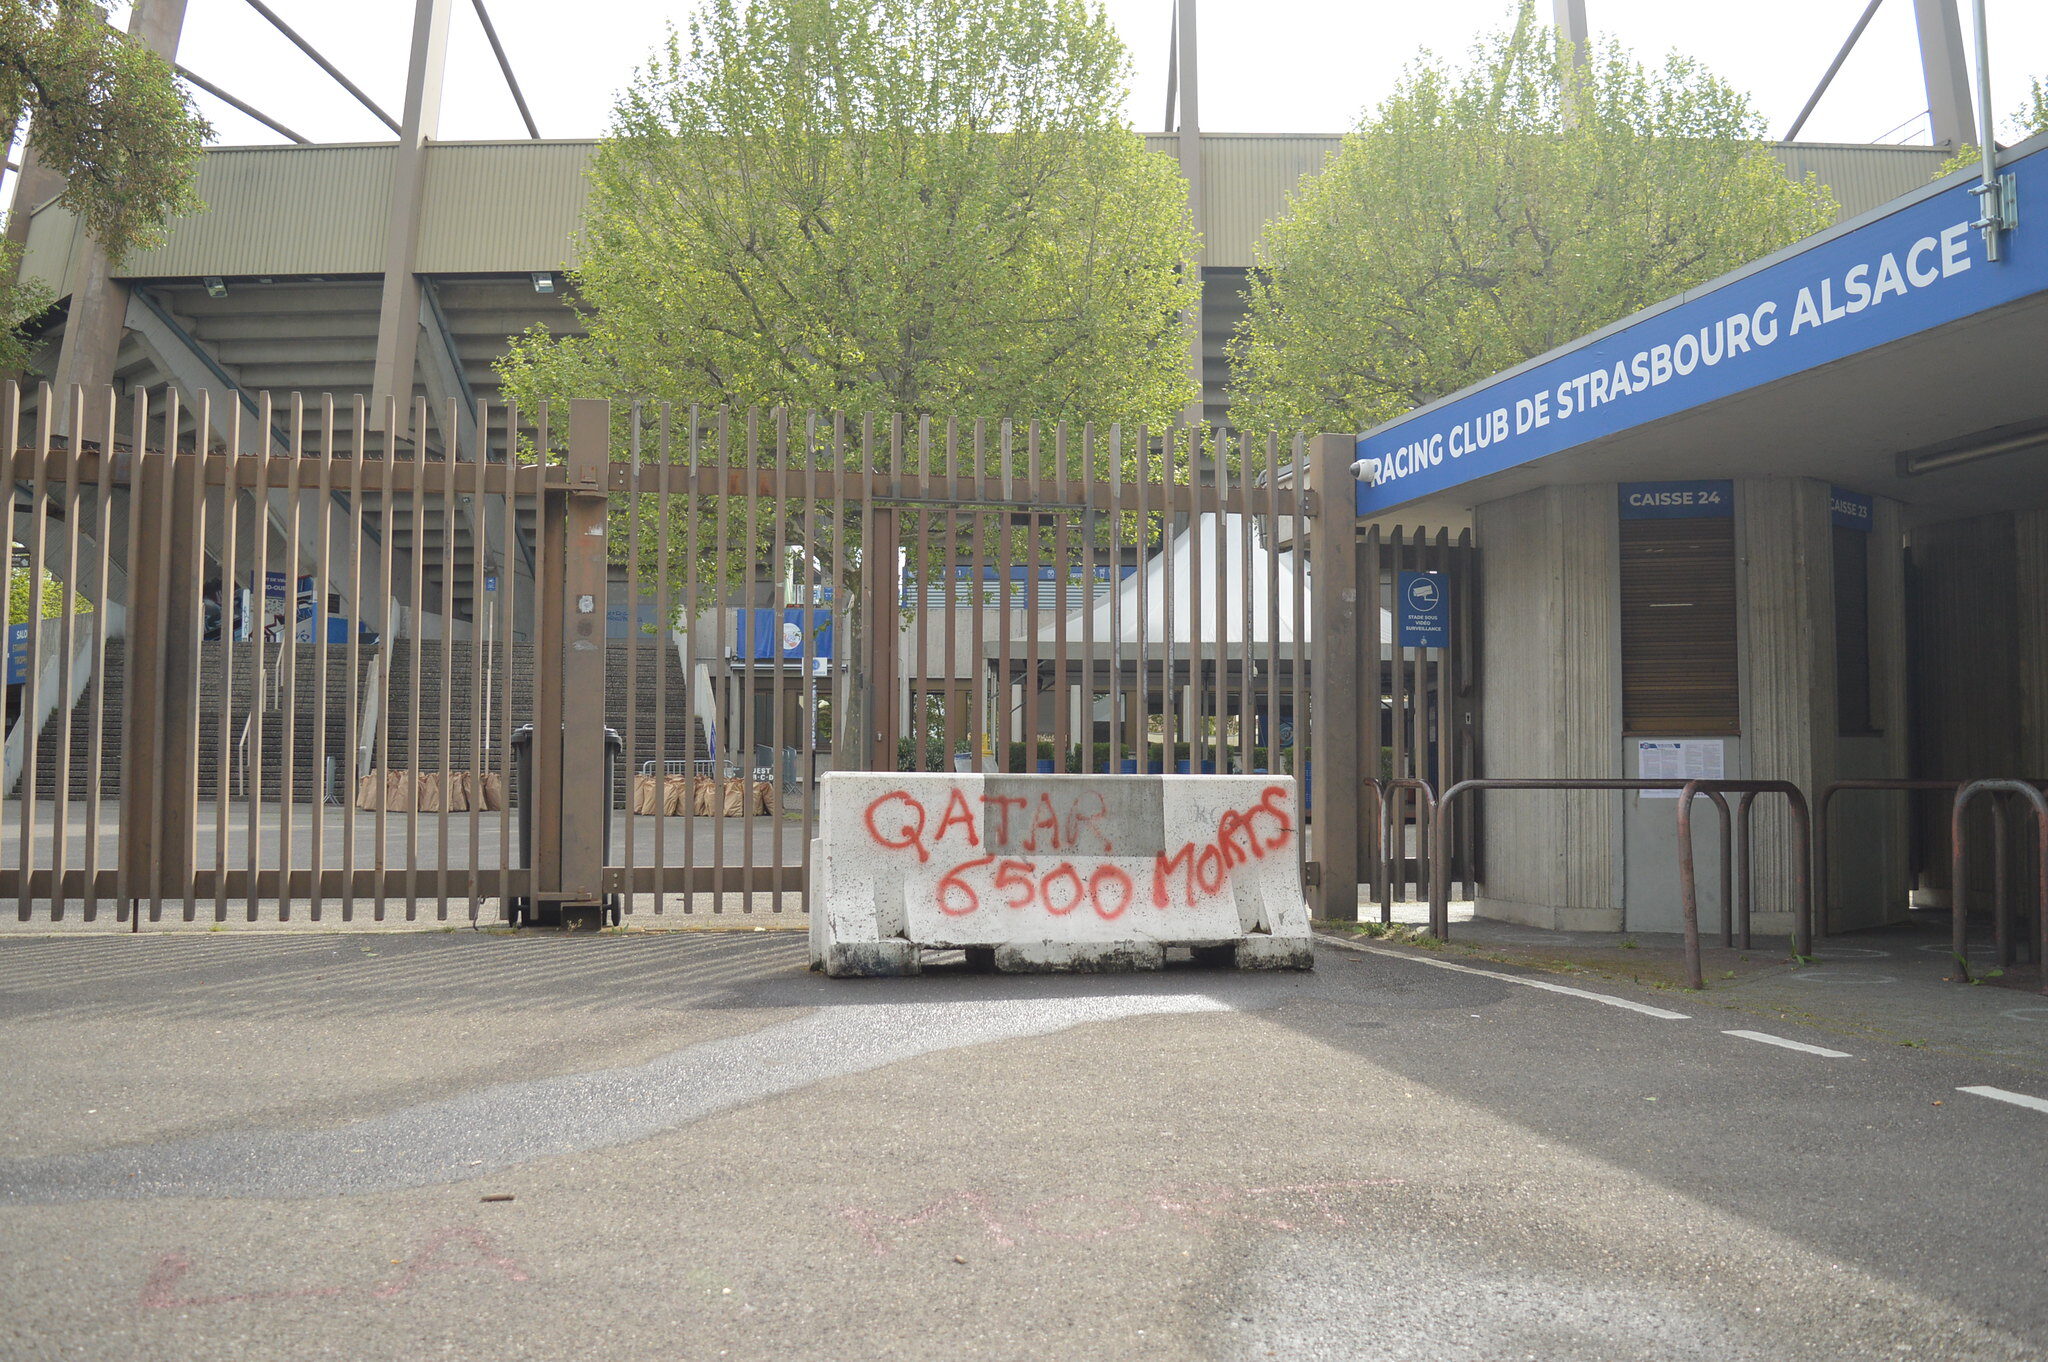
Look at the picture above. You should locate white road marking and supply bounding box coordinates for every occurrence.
[1722,1029,1851,1058]
[1958,1085,2048,1116]
[1319,936,1689,1019]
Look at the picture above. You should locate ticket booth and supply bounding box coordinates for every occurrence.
[1349,131,2048,936]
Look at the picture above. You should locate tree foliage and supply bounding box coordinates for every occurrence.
[1936,75,2048,178]
[497,0,1197,431]
[7,564,90,624]
[1229,3,1838,436]
[1,0,211,370]
[0,0,210,260]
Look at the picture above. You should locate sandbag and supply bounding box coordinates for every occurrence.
[416,772,443,812]
[355,773,383,810]
[478,772,506,811]
[664,775,690,815]
[631,773,663,815]
[693,776,718,817]
[721,779,747,817]
[383,770,413,811]
[753,780,778,815]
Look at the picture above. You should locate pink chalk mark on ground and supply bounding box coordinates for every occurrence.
[139,1227,531,1311]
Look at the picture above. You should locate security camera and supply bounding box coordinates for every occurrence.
[1349,457,1377,483]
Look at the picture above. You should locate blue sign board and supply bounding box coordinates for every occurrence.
[741,607,834,674]
[1619,480,1733,519]
[4,622,28,685]
[1397,571,1449,647]
[1829,486,1874,531]
[1356,143,2048,514]
[484,574,498,593]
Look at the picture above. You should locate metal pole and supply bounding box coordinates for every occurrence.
[1913,0,1976,148]
[469,0,541,139]
[557,400,610,920]
[1968,0,2010,261]
[240,0,401,133]
[369,0,453,428]
[1783,0,1887,141]
[1307,433,1361,923]
[1175,0,1204,428]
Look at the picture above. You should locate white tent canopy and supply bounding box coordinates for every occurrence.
[1031,512,1394,652]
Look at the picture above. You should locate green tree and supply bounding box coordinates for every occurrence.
[1229,3,1837,436]
[1,0,211,369]
[7,563,90,623]
[498,0,1196,429]
[1936,75,2048,177]
[497,0,1203,675]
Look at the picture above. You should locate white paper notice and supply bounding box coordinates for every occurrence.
[1637,739,1725,796]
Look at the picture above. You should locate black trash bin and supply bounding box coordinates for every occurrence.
[505,723,625,928]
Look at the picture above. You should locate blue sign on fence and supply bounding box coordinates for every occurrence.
[1356,142,2048,514]
[1397,571,1449,647]
[741,607,834,674]
[4,622,28,685]
[1619,480,1734,519]
[1829,485,1874,531]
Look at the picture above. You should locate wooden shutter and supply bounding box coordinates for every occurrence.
[1833,525,1874,733]
[1620,517,1739,735]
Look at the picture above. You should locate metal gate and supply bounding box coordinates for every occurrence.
[4,385,1379,927]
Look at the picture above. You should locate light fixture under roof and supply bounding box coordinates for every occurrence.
[531,271,555,294]
[203,276,226,298]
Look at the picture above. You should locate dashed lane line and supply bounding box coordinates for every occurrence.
[1958,1085,2048,1116]
[1723,1029,1852,1058]
[1317,936,1690,1020]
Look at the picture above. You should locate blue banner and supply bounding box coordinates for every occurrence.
[741,607,833,673]
[1397,571,1449,647]
[1357,144,2048,514]
[1619,480,1733,519]
[4,622,27,685]
[1829,485,1874,531]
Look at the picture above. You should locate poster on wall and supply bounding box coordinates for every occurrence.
[1636,739,1725,796]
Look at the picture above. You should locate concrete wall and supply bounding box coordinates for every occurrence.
[1475,485,1623,930]
[1474,477,1911,935]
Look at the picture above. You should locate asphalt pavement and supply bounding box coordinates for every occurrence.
[1,930,2044,1361]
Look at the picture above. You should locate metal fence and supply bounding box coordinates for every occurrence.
[3,385,1380,927]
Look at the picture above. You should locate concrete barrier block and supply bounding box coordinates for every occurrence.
[807,772,1312,976]
[993,941,1166,973]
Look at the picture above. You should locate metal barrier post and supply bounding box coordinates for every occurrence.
[1307,433,1363,922]
[1429,778,1731,955]
[1379,777,1433,928]
[1950,780,2048,990]
[561,401,611,914]
[1678,779,1812,972]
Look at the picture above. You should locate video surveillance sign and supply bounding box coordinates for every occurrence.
[1398,571,1449,647]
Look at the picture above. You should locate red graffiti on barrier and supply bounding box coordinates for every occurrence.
[874,783,1295,917]
[139,1227,531,1310]
[838,1177,1403,1256]
[865,786,1118,863]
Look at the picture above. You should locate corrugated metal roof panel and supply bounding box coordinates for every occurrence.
[22,135,1952,285]
[417,142,597,272]
[1772,142,1949,217]
[1195,135,1340,266]
[118,144,392,277]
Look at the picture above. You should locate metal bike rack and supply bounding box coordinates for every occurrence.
[1677,779,1812,988]
[1428,779,1733,947]
[1949,781,2048,991]
[1814,779,1971,941]
[1378,777,1434,925]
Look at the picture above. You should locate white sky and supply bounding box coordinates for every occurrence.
[130,0,2045,150]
